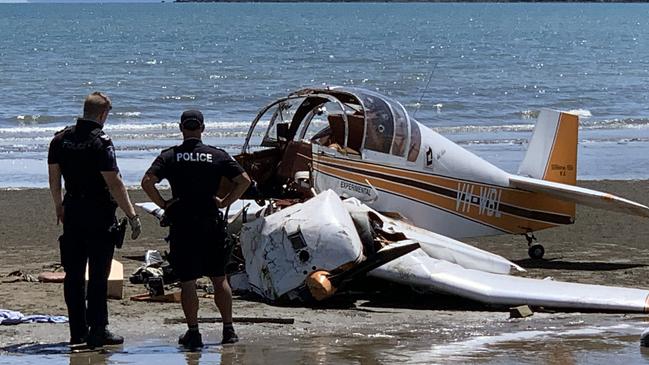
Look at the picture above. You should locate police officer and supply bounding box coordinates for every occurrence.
[48,92,141,348]
[141,110,250,348]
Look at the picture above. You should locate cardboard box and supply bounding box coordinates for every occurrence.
[85,259,124,300]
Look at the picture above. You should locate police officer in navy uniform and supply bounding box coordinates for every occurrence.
[48,92,141,348]
[141,110,251,348]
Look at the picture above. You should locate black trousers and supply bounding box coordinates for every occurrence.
[59,201,116,340]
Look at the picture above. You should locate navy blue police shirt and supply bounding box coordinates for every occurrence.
[146,138,245,217]
[47,118,119,204]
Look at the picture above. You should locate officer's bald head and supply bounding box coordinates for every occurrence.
[83,92,112,122]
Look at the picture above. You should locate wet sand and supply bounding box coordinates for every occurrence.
[2,181,649,364]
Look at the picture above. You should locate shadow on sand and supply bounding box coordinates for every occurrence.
[513,257,648,271]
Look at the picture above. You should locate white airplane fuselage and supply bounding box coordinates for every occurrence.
[311,120,568,239]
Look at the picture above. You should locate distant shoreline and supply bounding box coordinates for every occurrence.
[175,0,649,3]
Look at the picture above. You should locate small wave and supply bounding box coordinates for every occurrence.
[113,111,142,118]
[434,124,535,134]
[162,95,197,101]
[566,109,592,118]
[519,110,539,119]
[580,118,649,130]
[519,109,592,120]
[458,139,527,146]
[14,114,61,124]
[435,117,649,135]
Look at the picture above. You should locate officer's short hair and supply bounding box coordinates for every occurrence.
[83,92,112,120]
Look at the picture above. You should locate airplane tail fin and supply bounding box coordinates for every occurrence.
[518,109,579,185]
[512,109,649,220]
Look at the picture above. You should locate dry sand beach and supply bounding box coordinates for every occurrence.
[2,181,649,364]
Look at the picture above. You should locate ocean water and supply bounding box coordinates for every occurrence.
[1,3,649,187]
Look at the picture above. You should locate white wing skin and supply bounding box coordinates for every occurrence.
[371,250,649,312]
[342,197,523,274]
[509,175,649,218]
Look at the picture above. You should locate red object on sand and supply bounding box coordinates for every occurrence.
[38,272,66,283]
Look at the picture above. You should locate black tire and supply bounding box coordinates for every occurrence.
[528,244,545,260]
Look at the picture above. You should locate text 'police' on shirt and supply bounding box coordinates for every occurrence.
[176,152,213,163]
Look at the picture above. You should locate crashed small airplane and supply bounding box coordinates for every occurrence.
[138,86,649,312]
[234,86,649,259]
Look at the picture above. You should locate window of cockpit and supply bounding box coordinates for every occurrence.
[259,99,304,147]
[298,101,343,144]
[360,95,394,154]
[390,102,408,157]
[407,119,421,162]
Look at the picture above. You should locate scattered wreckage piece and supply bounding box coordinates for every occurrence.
[139,190,649,312]
[240,190,419,302]
[130,292,181,303]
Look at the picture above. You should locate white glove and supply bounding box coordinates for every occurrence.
[128,215,141,240]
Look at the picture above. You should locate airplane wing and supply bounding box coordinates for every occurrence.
[509,175,649,218]
[370,249,649,313]
[343,198,525,274]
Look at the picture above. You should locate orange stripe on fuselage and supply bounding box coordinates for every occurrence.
[314,155,573,234]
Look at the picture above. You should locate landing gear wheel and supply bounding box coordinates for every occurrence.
[528,244,545,260]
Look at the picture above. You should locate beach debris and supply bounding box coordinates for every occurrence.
[164,316,294,325]
[37,263,66,283]
[509,305,534,319]
[37,272,66,283]
[85,259,123,300]
[0,309,67,325]
[42,263,64,272]
[129,250,177,297]
[130,292,181,303]
[2,270,37,283]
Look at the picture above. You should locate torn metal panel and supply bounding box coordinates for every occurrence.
[342,198,522,275]
[240,190,363,301]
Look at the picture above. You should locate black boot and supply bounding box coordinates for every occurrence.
[178,329,204,349]
[87,327,124,348]
[69,336,87,346]
[221,326,239,344]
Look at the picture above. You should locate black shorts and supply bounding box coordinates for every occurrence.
[168,217,227,282]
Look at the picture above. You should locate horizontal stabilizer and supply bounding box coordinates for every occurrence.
[371,250,649,312]
[509,175,649,218]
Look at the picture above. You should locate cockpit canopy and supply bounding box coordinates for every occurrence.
[244,86,421,162]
